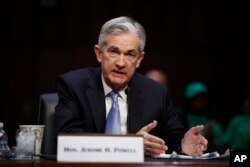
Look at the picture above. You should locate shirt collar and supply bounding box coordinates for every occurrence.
[101,75,127,100]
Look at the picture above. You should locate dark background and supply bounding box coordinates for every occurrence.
[1,0,249,147]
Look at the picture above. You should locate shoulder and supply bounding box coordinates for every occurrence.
[58,67,101,87]
[60,67,99,78]
[131,72,168,94]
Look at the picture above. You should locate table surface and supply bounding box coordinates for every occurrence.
[0,158,229,167]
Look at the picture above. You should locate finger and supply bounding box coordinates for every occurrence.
[139,120,157,133]
[188,125,205,134]
[196,135,208,149]
[144,139,168,151]
[144,141,167,156]
[139,131,166,145]
[193,146,204,157]
[198,144,206,152]
[199,135,208,147]
[146,133,166,145]
[195,136,208,154]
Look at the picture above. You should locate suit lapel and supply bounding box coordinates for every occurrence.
[127,73,145,133]
[85,71,145,133]
[86,71,106,132]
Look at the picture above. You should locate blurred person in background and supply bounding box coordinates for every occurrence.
[181,81,224,152]
[223,95,250,150]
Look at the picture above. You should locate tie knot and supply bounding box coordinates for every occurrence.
[109,91,118,103]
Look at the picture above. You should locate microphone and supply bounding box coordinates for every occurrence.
[125,86,131,132]
[125,86,130,95]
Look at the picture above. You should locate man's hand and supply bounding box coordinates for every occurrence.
[181,125,208,156]
[136,120,168,156]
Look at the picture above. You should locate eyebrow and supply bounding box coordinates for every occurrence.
[127,50,137,53]
[108,46,118,50]
[108,45,138,54]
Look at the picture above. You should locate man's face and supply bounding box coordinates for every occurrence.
[94,33,144,91]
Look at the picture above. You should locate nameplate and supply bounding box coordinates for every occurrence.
[57,134,144,163]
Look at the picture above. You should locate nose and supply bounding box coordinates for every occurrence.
[115,55,125,68]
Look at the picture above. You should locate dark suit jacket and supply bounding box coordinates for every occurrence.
[55,68,186,152]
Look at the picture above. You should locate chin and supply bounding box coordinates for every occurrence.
[110,80,126,89]
[113,81,126,87]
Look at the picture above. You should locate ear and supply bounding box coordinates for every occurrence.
[94,45,102,63]
[136,52,145,68]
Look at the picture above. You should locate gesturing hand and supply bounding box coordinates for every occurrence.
[181,125,208,156]
[136,120,168,156]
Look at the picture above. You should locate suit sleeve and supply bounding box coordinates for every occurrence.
[159,86,186,153]
[55,75,87,135]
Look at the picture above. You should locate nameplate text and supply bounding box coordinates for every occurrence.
[57,134,144,163]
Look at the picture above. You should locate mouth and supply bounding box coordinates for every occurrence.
[112,70,126,76]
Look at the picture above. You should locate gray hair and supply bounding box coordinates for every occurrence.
[98,16,146,52]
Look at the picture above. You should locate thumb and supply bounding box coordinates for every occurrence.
[140,120,157,133]
[189,125,204,134]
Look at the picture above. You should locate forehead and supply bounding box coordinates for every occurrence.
[104,33,141,52]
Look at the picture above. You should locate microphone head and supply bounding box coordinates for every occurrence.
[125,87,130,95]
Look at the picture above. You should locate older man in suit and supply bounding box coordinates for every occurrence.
[55,16,207,156]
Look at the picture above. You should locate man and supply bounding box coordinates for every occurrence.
[55,16,207,156]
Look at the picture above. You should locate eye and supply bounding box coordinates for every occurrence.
[107,47,119,55]
[128,53,135,57]
[126,51,137,59]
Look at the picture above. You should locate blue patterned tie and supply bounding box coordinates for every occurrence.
[105,91,121,134]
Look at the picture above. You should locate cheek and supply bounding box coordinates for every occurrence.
[102,63,111,74]
[102,60,116,77]
[127,64,137,76]
[102,58,114,68]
